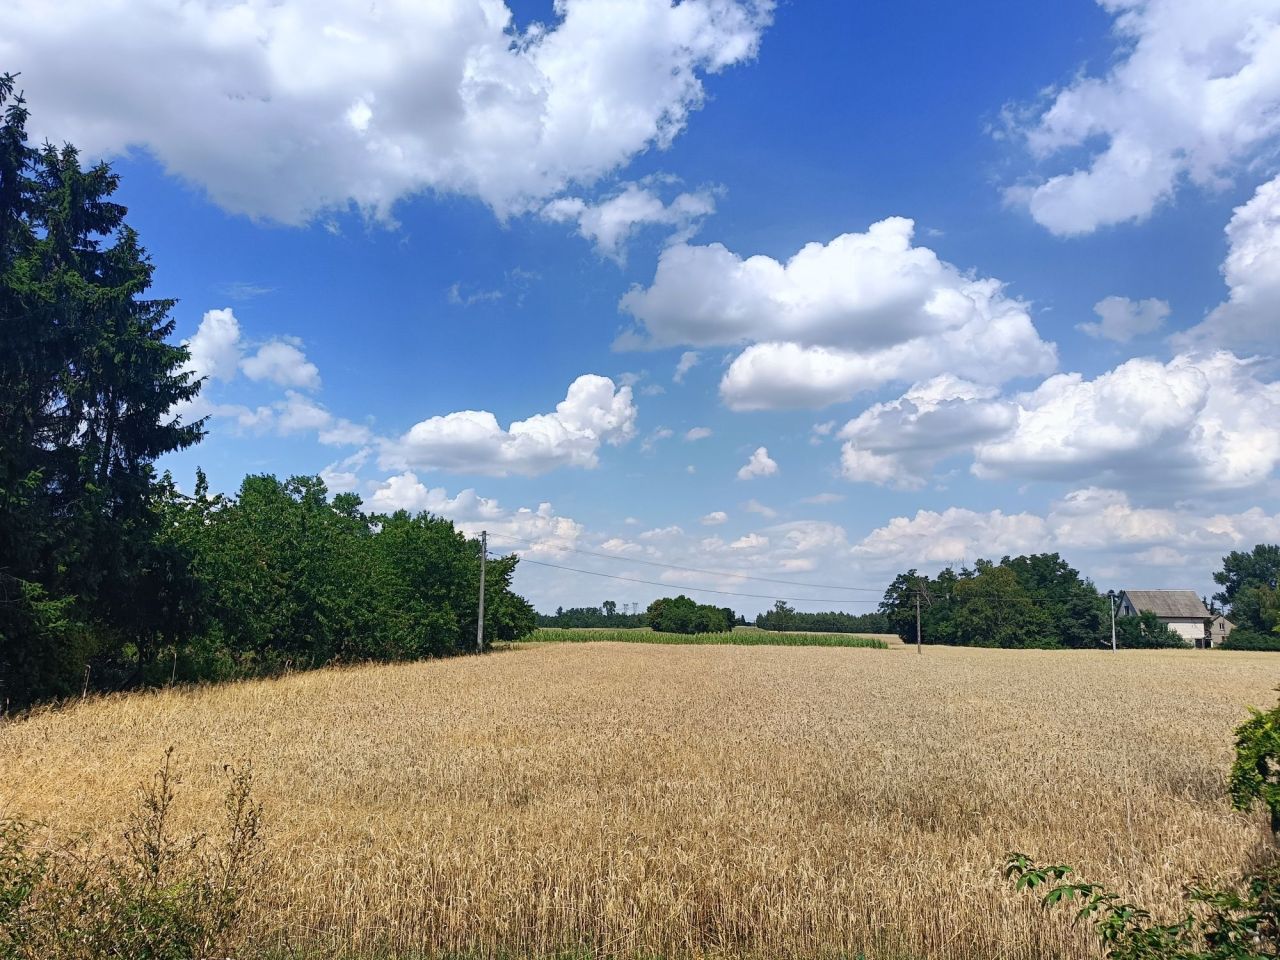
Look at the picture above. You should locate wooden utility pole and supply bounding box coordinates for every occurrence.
[476,530,487,653]
[916,592,922,655]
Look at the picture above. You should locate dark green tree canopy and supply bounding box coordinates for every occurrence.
[0,78,539,709]
[880,553,1129,649]
[0,73,203,706]
[645,595,731,635]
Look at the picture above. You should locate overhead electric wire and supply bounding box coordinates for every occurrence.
[485,531,884,593]
[485,535,1121,608]
[510,556,885,605]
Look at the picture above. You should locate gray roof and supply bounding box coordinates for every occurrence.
[1122,590,1210,619]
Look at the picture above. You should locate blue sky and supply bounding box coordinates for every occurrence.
[6,0,1279,613]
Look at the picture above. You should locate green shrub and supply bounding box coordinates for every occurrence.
[1222,628,1280,652]
[1115,611,1189,649]
[1007,694,1280,958]
[0,748,263,959]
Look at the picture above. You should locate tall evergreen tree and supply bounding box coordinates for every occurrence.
[0,75,203,706]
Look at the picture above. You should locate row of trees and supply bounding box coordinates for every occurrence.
[537,603,647,628]
[878,547,1280,651]
[755,602,890,634]
[1214,544,1280,650]
[152,472,534,686]
[879,553,1183,649]
[0,78,535,710]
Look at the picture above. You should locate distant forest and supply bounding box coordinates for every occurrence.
[755,603,891,634]
[538,601,748,631]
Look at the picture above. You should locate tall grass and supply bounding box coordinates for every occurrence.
[2,643,1275,959]
[0,749,264,959]
[529,626,889,648]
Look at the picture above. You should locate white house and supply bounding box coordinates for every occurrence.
[1118,590,1211,645]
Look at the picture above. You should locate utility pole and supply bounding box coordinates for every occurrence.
[915,591,922,655]
[476,530,487,653]
[1107,589,1117,652]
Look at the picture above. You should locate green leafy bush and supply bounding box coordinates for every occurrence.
[1116,611,1189,649]
[1007,694,1280,958]
[1005,854,1280,959]
[1223,629,1280,652]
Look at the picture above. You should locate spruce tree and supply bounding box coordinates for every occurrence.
[0,74,204,706]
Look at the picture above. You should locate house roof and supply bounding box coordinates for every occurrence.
[1122,590,1211,619]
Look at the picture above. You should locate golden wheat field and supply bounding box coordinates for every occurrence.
[2,641,1277,959]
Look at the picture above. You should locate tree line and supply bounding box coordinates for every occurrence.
[754,602,890,634]
[0,75,534,710]
[878,549,1280,650]
[879,553,1176,649]
[537,599,749,633]
[536,603,647,628]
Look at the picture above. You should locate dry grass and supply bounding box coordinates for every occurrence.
[1,642,1276,959]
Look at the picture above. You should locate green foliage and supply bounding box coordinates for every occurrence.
[530,628,888,648]
[537,604,646,628]
[1214,545,1280,610]
[1007,696,1280,958]
[880,554,1104,648]
[1005,853,1280,959]
[1230,698,1280,834]
[755,601,890,634]
[1223,629,1280,652]
[0,749,264,959]
[1214,546,1280,645]
[1115,611,1188,649]
[0,75,203,708]
[159,474,536,678]
[644,595,731,634]
[0,64,540,706]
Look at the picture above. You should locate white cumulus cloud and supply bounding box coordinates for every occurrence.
[737,446,778,479]
[1176,173,1280,352]
[2,0,772,224]
[619,217,1057,409]
[1078,296,1170,342]
[974,351,1280,492]
[542,182,716,260]
[379,374,637,476]
[838,376,1015,489]
[240,339,321,390]
[181,308,243,383]
[366,474,585,553]
[673,350,701,383]
[1008,0,1280,235]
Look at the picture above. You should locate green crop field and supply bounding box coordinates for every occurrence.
[529,626,889,648]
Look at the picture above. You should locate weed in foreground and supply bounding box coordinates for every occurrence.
[0,747,263,959]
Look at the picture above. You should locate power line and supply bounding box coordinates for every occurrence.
[487,538,1122,609]
[510,556,886,605]
[486,532,885,593]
